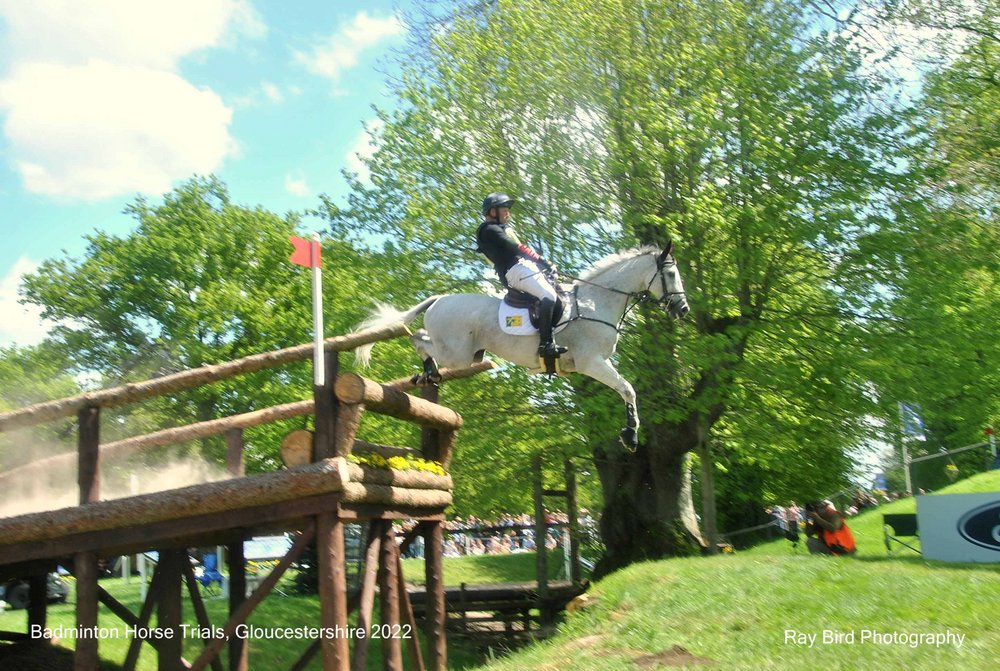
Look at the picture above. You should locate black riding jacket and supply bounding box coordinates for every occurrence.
[476,219,545,287]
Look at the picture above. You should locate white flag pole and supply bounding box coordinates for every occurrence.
[311,233,324,386]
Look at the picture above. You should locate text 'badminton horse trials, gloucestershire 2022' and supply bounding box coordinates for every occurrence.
[354,244,689,450]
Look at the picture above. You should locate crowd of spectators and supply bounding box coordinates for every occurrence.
[768,488,926,531]
[395,509,598,559]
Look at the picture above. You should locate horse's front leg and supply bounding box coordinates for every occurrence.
[576,357,639,451]
[623,401,639,450]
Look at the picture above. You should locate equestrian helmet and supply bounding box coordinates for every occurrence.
[482,192,515,217]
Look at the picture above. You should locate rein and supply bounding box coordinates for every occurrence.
[555,257,685,333]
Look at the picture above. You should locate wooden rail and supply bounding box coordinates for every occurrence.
[0,361,494,486]
[0,322,407,433]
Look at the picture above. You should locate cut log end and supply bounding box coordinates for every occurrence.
[280,429,314,468]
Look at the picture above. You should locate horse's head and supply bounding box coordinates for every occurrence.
[651,242,689,319]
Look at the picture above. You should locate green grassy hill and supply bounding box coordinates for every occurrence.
[473,470,1000,671]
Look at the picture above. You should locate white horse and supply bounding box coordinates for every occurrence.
[354,244,689,449]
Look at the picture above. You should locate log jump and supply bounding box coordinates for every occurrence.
[0,322,495,671]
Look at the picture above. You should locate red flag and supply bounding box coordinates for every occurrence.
[289,235,321,268]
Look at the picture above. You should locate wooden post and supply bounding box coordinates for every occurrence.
[74,552,99,671]
[27,573,47,642]
[157,550,184,671]
[225,427,249,671]
[227,538,248,671]
[351,522,382,671]
[395,553,425,671]
[379,522,403,671]
[317,512,350,670]
[436,430,457,469]
[334,403,365,457]
[533,455,550,625]
[314,350,339,460]
[78,406,101,505]
[313,349,349,670]
[419,386,440,461]
[75,406,101,671]
[565,459,581,586]
[225,428,245,477]
[421,521,447,671]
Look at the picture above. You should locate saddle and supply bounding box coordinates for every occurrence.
[502,288,565,328]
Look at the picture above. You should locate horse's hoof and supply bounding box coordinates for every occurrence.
[619,428,637,452]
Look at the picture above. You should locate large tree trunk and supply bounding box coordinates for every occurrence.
[591,420,705,578]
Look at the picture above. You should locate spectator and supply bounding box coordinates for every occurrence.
[804,500,857,556]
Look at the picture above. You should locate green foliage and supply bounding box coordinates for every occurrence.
[849,0,999,474]
[0,342,81,467]
[333,0,916,548]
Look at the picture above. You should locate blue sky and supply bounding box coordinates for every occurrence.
[0,0,414,347]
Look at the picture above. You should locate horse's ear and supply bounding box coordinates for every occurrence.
[657,241,673,265]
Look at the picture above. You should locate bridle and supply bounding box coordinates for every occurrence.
[557,252,686,333]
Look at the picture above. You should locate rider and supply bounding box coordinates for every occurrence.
[476,192,567,360]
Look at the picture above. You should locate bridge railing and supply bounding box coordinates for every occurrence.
[0,321,491,506]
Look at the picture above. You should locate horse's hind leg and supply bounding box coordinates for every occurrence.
[410,330,442,385]
[576,357,639,451]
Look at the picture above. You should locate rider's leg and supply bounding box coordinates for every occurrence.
[537,297,567,358]
[505,260,565,358]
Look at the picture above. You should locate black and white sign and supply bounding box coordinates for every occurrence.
[917,493,1000,563]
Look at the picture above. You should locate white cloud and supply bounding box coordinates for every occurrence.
[0,61,236,201]
[0,0,258,201]
[284,173,310,197]
[0,258,53,347]
[296,11,405,80]
[0,0,261,69]
[262,81,284,103]
[345,119,384,184]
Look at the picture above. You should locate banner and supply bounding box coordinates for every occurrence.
[900,402,927,441]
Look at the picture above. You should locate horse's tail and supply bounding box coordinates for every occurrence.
[353,295,444,368]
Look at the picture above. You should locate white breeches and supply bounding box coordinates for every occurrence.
[505,259,557,301]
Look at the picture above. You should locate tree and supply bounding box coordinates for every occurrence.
[19,177,362,470]
[850,0,999,478]
[0,342,80,468]
[330,0,907,572]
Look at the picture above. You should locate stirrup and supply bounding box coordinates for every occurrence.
[537,342,568,358]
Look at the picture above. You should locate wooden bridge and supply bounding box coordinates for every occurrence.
[0,322,494,671]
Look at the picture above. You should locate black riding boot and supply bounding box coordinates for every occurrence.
[537,298,567,359]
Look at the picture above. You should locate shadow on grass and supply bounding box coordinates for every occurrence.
[0,641,123,671]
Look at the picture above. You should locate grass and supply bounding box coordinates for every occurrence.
[472,469,1000,671]
[0,553,547,669]
[3,471,997,669]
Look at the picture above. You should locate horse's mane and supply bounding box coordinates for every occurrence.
[578,246,660,282]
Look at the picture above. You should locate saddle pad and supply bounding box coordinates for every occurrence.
[497,302,570,336]
[498,302,538,335]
